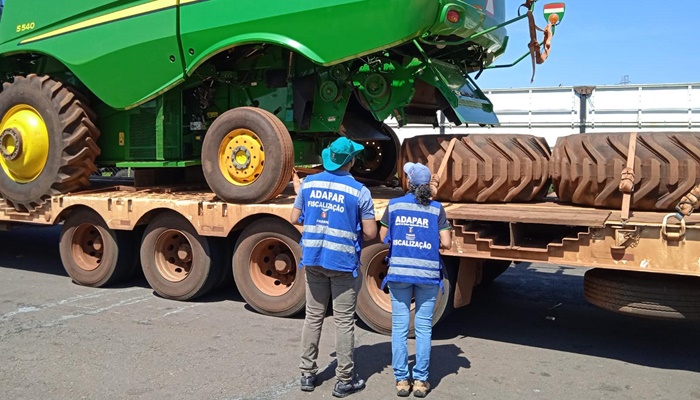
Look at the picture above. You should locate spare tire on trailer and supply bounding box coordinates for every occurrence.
[584,268,700,321]
[399,134,551,203]
[551,132,700,211]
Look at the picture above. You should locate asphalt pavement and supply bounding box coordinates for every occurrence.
[0,226,698,400]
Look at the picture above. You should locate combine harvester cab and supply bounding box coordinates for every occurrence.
[0,0,561,210]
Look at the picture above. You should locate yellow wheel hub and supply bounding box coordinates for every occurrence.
[0,104,49,183]
[218,128,265,186]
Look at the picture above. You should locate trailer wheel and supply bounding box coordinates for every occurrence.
[478,260,512,287]
[551,132,700,210]
[400,134,551,202]
[584,269,700,320]
[59,208,134,287]
[0,74,100,212]
[233,217,305,317]
[140,212,223,301]
[351,123,400,183]
[356,243,456,336]
[202,107,294,204]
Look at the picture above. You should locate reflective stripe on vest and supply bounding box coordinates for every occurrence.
[301,239,356,254]
[303,224,358,241]
[388,202,441,216]
[389,256,440,270]
[298,171,364,273]
[302,180,362,198]
[385,194,442,285]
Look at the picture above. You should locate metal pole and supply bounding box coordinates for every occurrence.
[439,111,446,135]
[574,86,595,134]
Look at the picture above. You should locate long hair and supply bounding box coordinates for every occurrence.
[408,182,432,206]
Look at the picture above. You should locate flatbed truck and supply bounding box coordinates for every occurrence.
[1,170,697,335]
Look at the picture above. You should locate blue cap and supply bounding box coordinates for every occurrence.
[403,162,431,185]
[322,137,364,171]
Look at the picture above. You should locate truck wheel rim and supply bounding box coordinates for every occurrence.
[218,128,265,186]
[154,229,192,283]
[0,104,49,183]
[248,237,296,297]
[364,249,415,313]
[71,223,104,272]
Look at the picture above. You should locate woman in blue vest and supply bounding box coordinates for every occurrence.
[379,162,452,398]
[291,137,377,398]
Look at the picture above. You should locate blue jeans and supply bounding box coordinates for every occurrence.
[389,282,439,382]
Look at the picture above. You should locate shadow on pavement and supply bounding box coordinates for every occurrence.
[432,262,700,373]
[312,341,470,391]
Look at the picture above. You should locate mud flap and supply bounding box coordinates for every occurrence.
[405,41,499,127]
[420,59,498,126]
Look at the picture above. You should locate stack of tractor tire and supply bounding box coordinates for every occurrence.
[399,132,700,211]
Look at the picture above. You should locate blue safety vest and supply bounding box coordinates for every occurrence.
[384,194,442,286]
[298,171,364,274]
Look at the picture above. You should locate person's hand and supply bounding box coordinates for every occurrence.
[292,168,302,194]
[429,174,440,197]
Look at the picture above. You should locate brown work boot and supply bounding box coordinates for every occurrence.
[396,380,411,397]
[413,380,430,398]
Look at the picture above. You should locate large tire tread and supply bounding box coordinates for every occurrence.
[583,268,700,320]
[400,134,551,203]
[0,74,100,212]
[551,132,700,211]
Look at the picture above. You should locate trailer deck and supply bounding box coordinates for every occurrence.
[1,182,698,277]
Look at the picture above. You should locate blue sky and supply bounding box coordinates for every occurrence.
[475,0,700,89]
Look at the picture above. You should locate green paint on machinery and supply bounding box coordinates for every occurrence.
[0,0,564,209]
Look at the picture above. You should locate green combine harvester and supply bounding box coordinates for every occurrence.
[0,0,563,211]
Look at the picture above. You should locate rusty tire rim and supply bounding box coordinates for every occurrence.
[248,237,297,297]
[363,248,416,313]
[70,223,104,272]
[154,229,193,283]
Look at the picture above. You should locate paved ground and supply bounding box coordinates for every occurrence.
[0,226,699,400]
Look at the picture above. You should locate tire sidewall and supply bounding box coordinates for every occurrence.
[357,243,452,335]
[140,213,213,300]
[59,210,120,287]
[202,107,288,203]
[232,218,305,317]
[0,77,64,205]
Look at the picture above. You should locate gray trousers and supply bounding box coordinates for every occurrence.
[300,266,360,382]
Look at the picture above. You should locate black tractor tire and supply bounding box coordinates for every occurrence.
[584,268,700,320]
[356,243,456,336]
[59,208,134,287]
[140,212,223,301]
[351,123,400,184]
[551,132,700,211]
[233,217,305,317]
[400,134,551,203]
[202,107,294,204]
[0,74,100,212]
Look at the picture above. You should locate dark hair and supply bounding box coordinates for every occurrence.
[408,182,432,206]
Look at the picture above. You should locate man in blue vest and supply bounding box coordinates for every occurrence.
[379,162,452,398]
[290,137,377,398]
